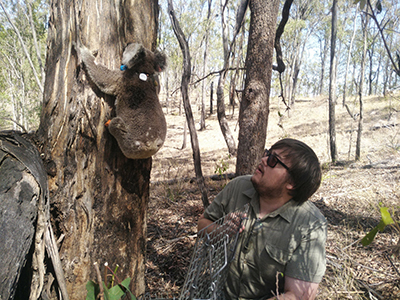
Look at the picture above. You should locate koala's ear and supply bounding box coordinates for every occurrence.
[122,43,146,69]
[154,50,167,72]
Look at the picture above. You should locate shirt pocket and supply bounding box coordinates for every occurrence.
[263,243,293,265]
[257,244,290,293]
[257,230,301,277]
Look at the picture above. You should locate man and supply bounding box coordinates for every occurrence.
[198,138,327,300]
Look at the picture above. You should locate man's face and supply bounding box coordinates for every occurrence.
[251,148,292,198]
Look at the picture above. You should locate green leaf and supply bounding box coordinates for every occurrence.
[101,278,136,300]
[120,278,137,300]
[103,282,110,300]
[107,284,126,300]
[86,280,99,300]
[361,226,379,246]
[362,207,395,246]
[380,207,394,228]
[120,277,131,289]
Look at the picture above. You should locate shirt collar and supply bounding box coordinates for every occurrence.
[242,187,299,223]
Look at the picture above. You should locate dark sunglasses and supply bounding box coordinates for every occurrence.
[263,149,290,170]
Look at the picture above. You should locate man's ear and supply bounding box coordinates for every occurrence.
[286,178,294,191]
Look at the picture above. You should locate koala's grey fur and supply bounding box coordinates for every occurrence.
[76,42,167,159]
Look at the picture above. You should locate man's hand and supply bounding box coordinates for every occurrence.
[198,212,246,238]
[266,276,319,300]
[198,214,214,233]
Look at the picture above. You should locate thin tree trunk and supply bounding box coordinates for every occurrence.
[181,118,187,149]
[367,0,400,77]
[328,0,338,162]
[216,0,237,156]
[26,0,45,87]
[168,0,209,208]
[200,0,213,131]
[166,75,170,114]
[210,81,214,115]
[290,30,310,104]
[343,4,358,107]
[319,32,329,96]
[36,0,159,298]
[383,53,391,96]
[356,12,369,160]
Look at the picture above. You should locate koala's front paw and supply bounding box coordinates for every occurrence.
[108,117,128,135]
[74,42,99,66]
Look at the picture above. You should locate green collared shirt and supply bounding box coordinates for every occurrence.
[203,175,327,300]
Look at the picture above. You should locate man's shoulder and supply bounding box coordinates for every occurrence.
[297,200,327,225]
[225,175,254,191]
[231,174,253,184]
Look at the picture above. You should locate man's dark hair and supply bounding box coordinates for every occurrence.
[270,138,321,204]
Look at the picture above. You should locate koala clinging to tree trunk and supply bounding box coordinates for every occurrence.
[75,42,167,159]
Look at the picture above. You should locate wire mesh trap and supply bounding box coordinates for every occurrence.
[178,204,250,300]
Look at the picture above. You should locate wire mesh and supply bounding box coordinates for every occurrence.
[178,204,249,300]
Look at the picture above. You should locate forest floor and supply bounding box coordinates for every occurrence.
[144,93,400,299]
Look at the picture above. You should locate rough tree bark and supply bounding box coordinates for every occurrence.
[328,0,338,162]
[236,0,280,175]
[36,0,159,298]
[0,132,40,300]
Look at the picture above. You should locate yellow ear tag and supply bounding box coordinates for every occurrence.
[139,73,148,81]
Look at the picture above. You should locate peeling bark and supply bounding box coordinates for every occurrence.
[36,0,159,298]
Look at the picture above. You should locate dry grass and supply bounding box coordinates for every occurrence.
[146,93,400,299]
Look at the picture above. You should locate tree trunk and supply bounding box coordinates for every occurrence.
[236,0,280,175]
[343,4,358,107]
[318,31,329,96]
[181,118,187,150]
[36,0,159,298]
[356,12,369,161]
[199,0,213,131]
[210,81,214,115]
[216,0,237,156]
[168,0,209,208]
[328,0,338,162]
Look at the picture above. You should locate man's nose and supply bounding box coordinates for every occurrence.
[261,156,268,166]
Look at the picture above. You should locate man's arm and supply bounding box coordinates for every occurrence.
[266,276,319,300]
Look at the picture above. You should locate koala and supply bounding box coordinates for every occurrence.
[76,42,167,159]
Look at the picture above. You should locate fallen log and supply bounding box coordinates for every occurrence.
[0,131,41,299]
[0,131,68,300]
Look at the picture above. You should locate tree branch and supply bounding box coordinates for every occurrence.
[366,0,400,76]
[273,0,294,73]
